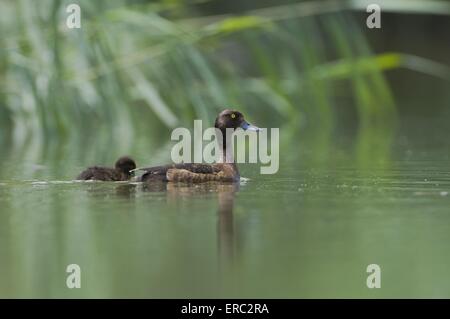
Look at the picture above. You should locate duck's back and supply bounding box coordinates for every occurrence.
[139,163,220,182]
[139,163,239,183]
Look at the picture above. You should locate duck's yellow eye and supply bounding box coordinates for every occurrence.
[231,113,236,119]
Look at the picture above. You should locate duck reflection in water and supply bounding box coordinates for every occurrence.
[143,181,239,269]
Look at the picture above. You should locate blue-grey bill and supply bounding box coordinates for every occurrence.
[241,121,260,131]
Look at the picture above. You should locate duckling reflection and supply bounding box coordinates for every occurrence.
[114,183,137,198]
[80,182,137,200]
[143,182,239,269]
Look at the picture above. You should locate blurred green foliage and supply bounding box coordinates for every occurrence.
[0,0,448,154]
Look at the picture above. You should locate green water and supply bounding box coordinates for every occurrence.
[0,114,449,298]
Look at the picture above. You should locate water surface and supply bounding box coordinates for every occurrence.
[0,115,449,298]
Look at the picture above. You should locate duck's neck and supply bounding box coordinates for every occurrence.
[218,146,234,163]
[217,129,234,164]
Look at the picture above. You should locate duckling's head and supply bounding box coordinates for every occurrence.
[115,156,137,176]
[214,109,260,133]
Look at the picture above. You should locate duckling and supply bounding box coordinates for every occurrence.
[139,109,259,183]
[76,156,137,181]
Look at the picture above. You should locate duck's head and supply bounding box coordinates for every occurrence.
[214,109,260,133]
[115,156,137,176]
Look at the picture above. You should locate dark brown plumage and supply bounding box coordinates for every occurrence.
[76,156,137,181]
[139,109,259,183]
